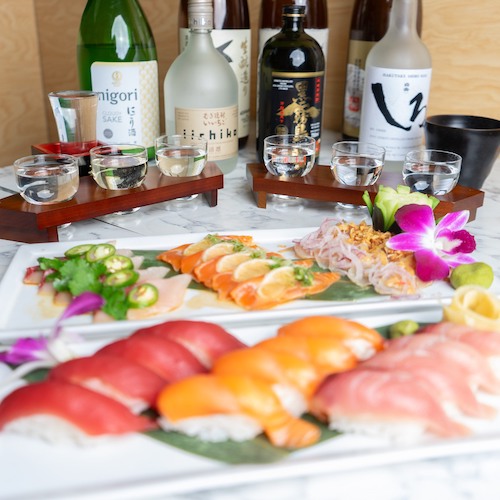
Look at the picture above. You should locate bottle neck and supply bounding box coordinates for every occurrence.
[281,12,305,34]
[188,1,213,34]
[386,0,419,38]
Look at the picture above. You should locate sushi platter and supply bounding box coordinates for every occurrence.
[4,308,500,500]
[0,226,488,342]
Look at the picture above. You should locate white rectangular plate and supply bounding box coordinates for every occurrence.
[3,310,500,500]
[0,227,472,342]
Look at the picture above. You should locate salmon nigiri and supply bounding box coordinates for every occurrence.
[0,381,156,444]
[157,373,321,448]
[310,368,470,442]
[278,315,385,360]
[132,319,246,368]
[49,354,167,414]
[212,347,320,415]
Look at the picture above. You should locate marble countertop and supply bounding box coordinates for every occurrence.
[1,131,500,500]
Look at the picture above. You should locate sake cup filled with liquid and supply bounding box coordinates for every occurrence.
[263,134,316,178]
[403,149,462,195]
[90,145,148,190]
[13,154,79,204]
[155,134,208,177]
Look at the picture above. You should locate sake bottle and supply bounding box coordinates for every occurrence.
[258,0,329,58]
[257,4,325,160]
[342,0,423,140]
[179,0,251,148]
[359,0,431,171]
[165,0,238,174]
[77,0,160,158]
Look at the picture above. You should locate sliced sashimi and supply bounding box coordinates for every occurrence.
[157,373,321,448]
[310,368,470,441]
[132,319,246,368]
[126,274,191,321]
[0,380,156,443]
[95,335,207,382]
[156,243,190,271]
[49,354,167,413]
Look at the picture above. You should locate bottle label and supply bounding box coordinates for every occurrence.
[258,28,329,59]
[180,28,251,139]
[359,66,432,161]
[343,40,376,138]
[90,60,160,149]
[266,71,324,151]
[175,105,238,161]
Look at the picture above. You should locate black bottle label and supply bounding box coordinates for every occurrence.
[268,71,324,141]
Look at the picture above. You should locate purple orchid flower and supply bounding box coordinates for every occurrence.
[0,292,104,366]
[386,204,476,282]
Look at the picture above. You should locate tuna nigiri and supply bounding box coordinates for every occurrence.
[132,319,246,368]
[0,381,156,444]
[157,373,321,448]
[278,316,385,360]
[310,368,470,442]
[49,354,167,413]
[95,335,207,382]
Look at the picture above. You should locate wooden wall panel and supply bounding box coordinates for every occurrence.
[0,0,498,168]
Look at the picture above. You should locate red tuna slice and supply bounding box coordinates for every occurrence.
[386,333,500,394]
[132,320,247,368]
[310,367,470,440]
[0,381,156,437]
[49,354,167,413]
[362,349,496,419]
[95,335,207,382]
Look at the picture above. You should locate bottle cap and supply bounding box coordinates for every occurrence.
[188,0,213,30]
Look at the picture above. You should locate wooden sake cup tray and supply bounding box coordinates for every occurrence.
[0,163,223,243]
[246,163,485,221]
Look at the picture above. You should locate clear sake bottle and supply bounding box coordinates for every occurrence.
[77,0,160,158]
[165,0,239,174]
[359,0,431,172]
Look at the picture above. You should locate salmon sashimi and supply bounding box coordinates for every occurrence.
[386,333,500,394]
[212,347,320,415]
[156,243,190,271]
[362,349,496,419]
[255,335,358,377]
[96,335,207,382]
[49,355,167,414]
[277,315,385,360]
[310,368,470,441]
[0,381,156,443]
[132,319,247,368]
[156,373,321,448]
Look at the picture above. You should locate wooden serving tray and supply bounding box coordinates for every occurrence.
[246,163,485,222]
[0,163,223,243]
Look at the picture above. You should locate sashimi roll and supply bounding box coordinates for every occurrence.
[96,335,207,382]
[157,373,321,448]
[49,354,167,413]
[132,319,246,368]
[278,316,384,360]
[0,381,156,445]
[310,368,470,443]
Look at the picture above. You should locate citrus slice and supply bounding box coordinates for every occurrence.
[183,236,217,256]
[257,266,297,300]
[201,242,239,262]
[232,258,275,282]
[443,285,500,332]
[215,252,253,273]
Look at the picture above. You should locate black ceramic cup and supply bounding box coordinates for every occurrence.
[424,115,500,189]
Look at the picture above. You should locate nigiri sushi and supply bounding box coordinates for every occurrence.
[212,347,320,415]
[157,373,321,448]
[95,335,207,382]
[132,319,246,368]
[310,368,470,443]
[255,335,357,377]
[278,316,385,360]
[0,381,156,445]
[49,354,167,413]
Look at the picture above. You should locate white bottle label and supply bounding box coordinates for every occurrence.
[359,66,432,161]
[175,105,238,162]
[90,60,160,149]
[180,28,251,139]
